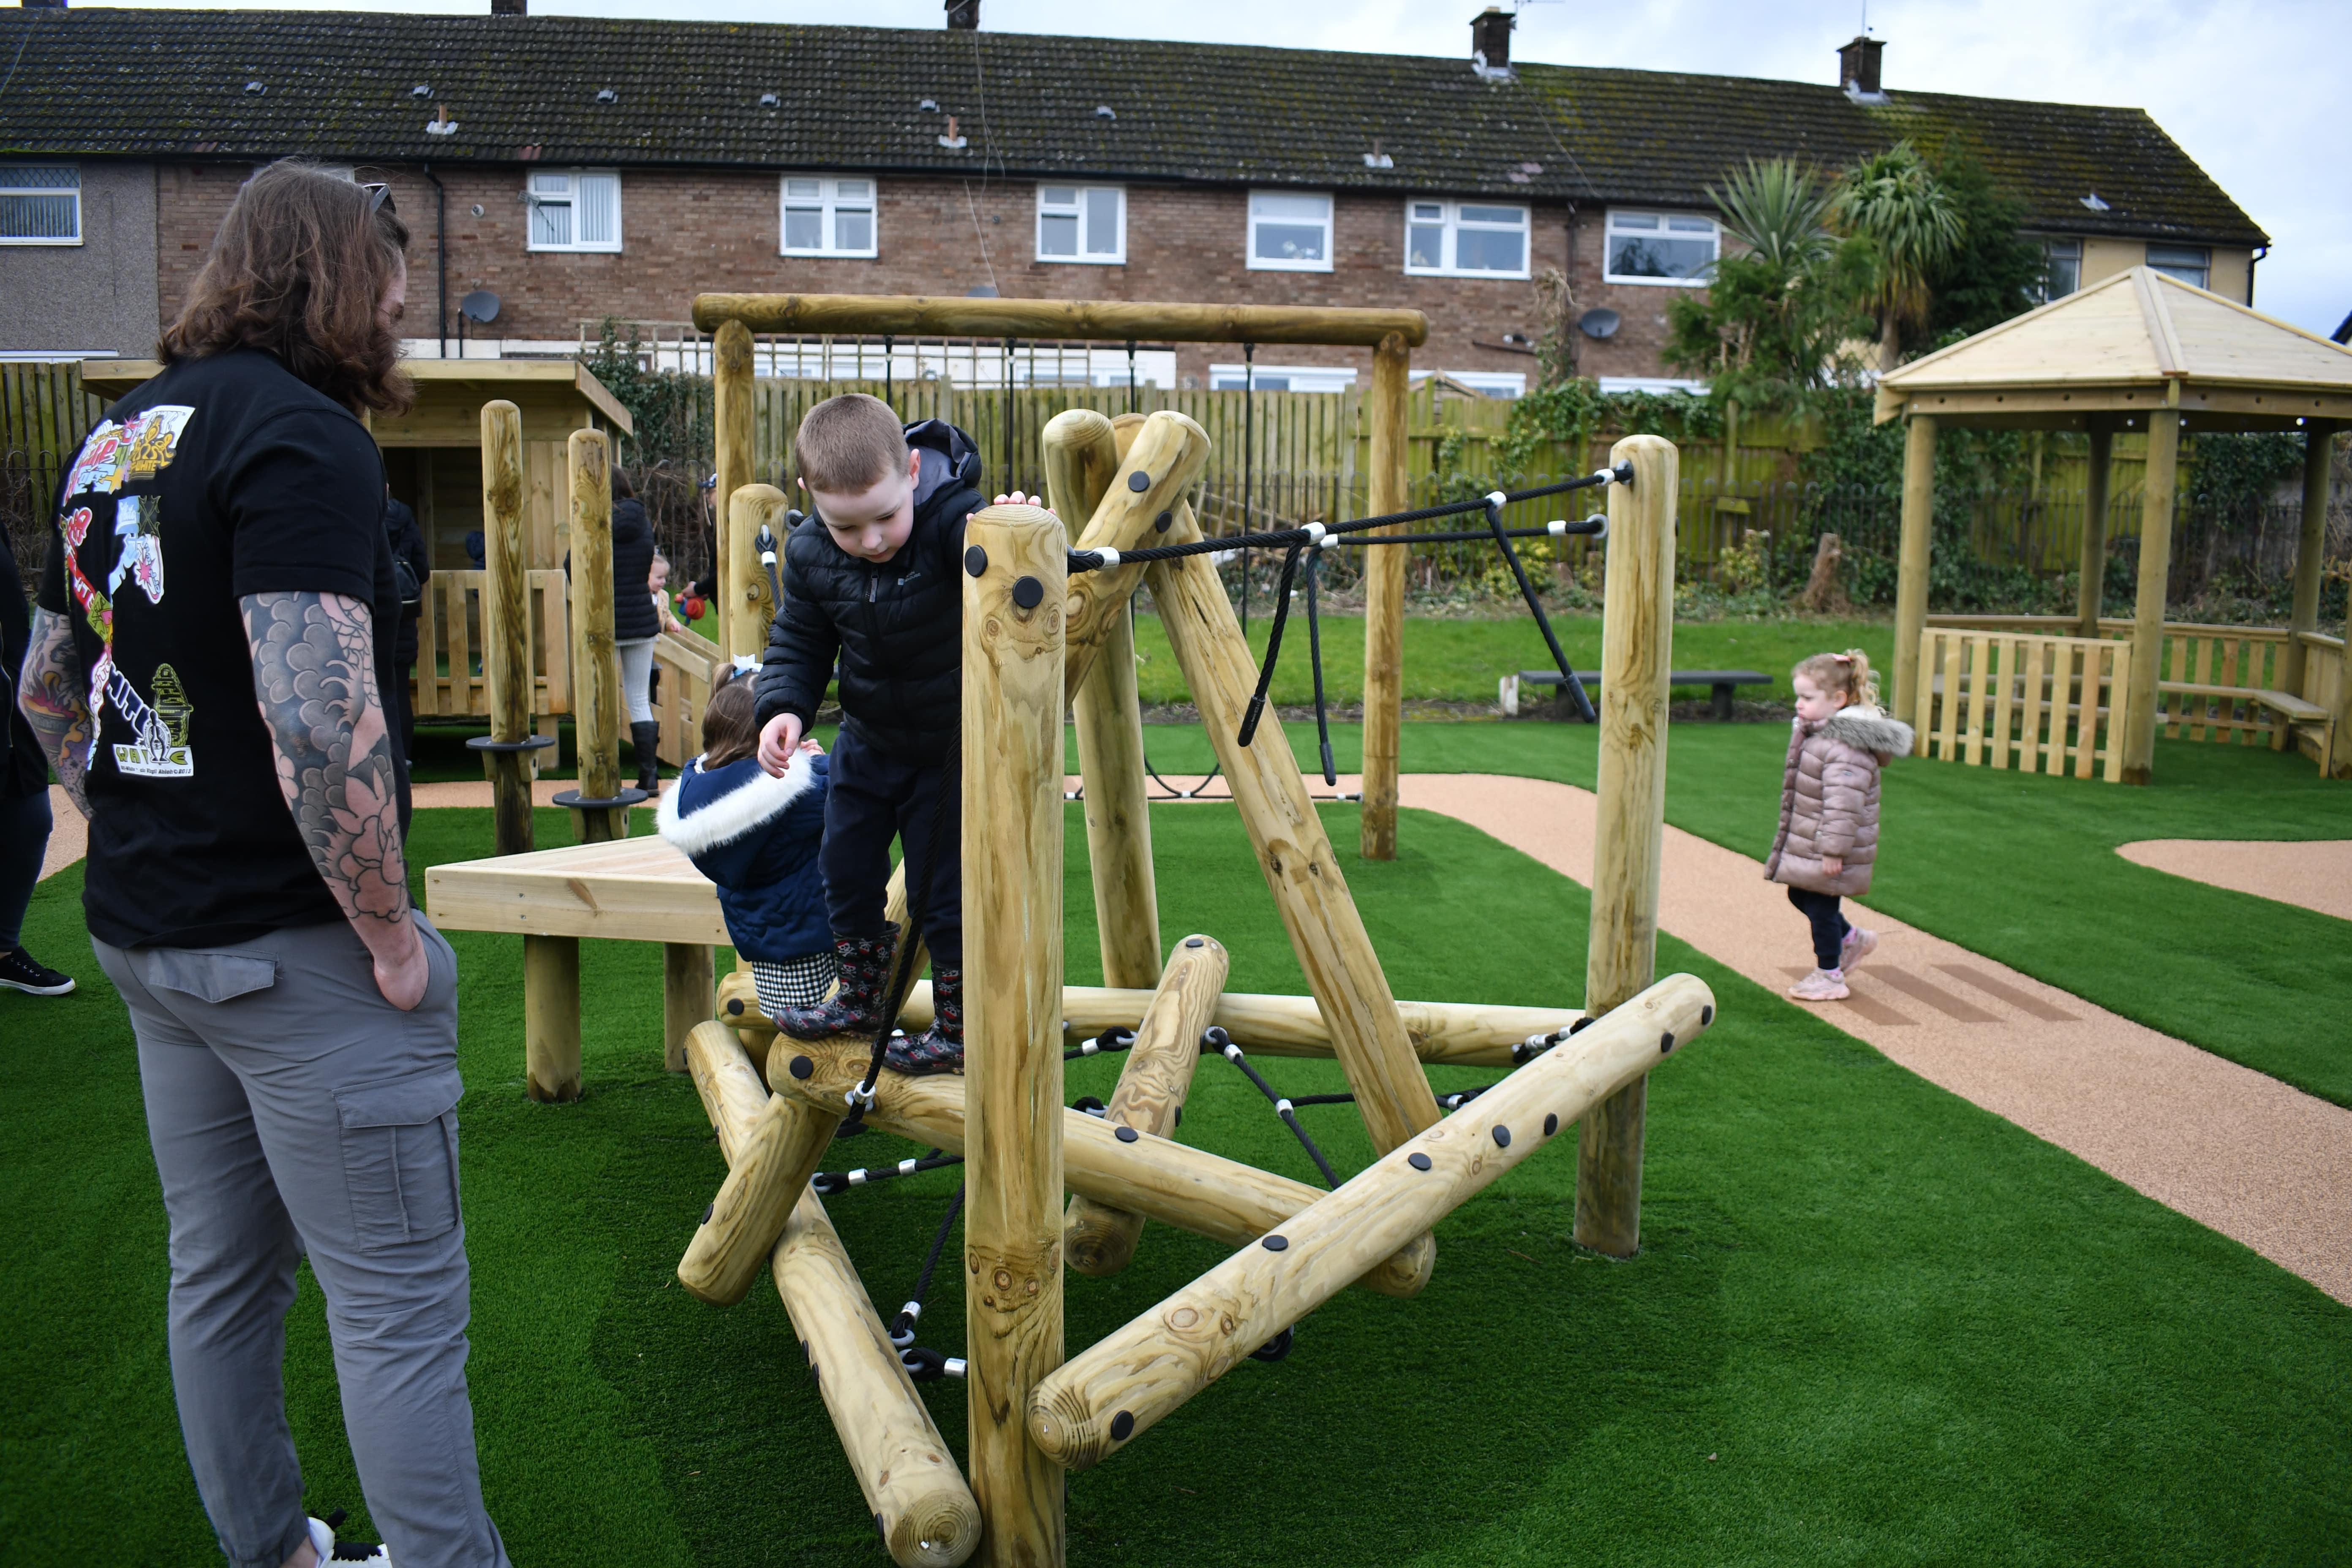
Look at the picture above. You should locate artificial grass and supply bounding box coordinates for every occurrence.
[3,802,2347,1565]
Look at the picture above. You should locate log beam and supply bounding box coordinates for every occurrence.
[566,428,626,841]
[711,320,756,657]
[478,399,535,858]
[1889,415,1937,730]
[662,942,713,1073]
[522,933,580,1103]
[1359,332,1411,860]
[676,1090,842,1306]
[2121,409,2182,785]
[692,293,1428,348]
[727,482,791,666]
[1026,974,1716,1470]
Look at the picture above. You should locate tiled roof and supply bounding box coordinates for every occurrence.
[0,8,2265,247]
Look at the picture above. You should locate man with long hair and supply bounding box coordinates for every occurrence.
[16,162,508,1568]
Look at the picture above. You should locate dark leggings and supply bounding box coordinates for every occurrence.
[1787,885,1850,971]
[0,787,52,951]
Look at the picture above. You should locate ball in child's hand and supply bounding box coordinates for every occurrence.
[683,595,706,620]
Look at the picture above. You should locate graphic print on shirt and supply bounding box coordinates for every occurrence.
[109,662,194,778]
[54,403,196,770]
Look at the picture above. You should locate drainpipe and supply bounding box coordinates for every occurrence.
[422,162,449,359]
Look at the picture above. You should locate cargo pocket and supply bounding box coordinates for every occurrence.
[333,1065,465,1252]
[145,950,279,1004]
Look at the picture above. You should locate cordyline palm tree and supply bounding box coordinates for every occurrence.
[1831,142,1963,370]
[1713,156,1836,273]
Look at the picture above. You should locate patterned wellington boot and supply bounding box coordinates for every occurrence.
[886,966,964,1075]
[776,927,898,1040]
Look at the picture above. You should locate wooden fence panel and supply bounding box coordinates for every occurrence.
[1916,627,2130,783]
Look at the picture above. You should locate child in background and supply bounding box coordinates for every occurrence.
[1765,649,1914,1002]
[650,552,689,637]
[658,674,836,1018]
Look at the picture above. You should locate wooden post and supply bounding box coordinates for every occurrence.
[1149,507,1441,1155]
[1889,414,1937,730]
[1359,333,1411,861]
[663,942,712,1073]
[683,1022,982,1568]
[1062,411,1211,697]
[523,933,580,1103]
[677,1091,841,1306]
[1574,433,1677,1258]
[2281,421,2335,700]
[713,318,756,657]
[2121,410,2182,785]
[769,1036,1432,1299]
[1064,933,1226,1277]
[479,399,534,858]
[1027,974,1717,1470]
[961,502,1067,1568]
[566,429,627,842]
[1043,408,1161,989]
[2076,426,2114,638]
[727,483,790,666]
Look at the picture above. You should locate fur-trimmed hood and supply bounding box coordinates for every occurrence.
[1818,706,1914,760]
[658,751,826,856]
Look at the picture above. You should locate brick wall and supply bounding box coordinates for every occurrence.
[155,161,1715,385]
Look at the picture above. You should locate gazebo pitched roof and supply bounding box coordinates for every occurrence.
[1875,268,2352,430]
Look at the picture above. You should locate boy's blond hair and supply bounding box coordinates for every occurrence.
[1793,648,1879,709]
[795,393,909,495]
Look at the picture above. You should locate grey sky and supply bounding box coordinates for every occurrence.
[97,0,2352,337]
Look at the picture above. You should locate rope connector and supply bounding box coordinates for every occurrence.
[1301,521,1326,547]
[1484,490,1509,511]
[1611,459,1636,485]
[844,1080,877,1115]
[1094,546,1121,568]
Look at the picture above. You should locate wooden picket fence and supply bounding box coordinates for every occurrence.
[650,625,724,767]
[410,569,573,725]
[1914,626,2133,782]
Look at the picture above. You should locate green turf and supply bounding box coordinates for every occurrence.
[3,801,2346,1565]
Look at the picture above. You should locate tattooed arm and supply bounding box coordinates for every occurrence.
[17,607,93,819]
[241,590,427,1010]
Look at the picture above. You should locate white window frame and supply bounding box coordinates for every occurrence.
[1601,209,1719,287]
[778,174,878,259]
[0,165,82,247]
[1034,184,1125,265]
[2038,237,2083,302]
[1402,199,1531,279]
[2145,244,2210,290]
[525,169,623,254]
[1208,363,1356,394]
[1246,190,1334,273]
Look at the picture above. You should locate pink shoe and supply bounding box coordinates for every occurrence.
[1788,967,1850,1002]
[1840,927,1878,974]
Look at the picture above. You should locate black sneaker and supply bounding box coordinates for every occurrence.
[0,947,74,996]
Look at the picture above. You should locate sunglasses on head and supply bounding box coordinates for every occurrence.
[362,181,395,216]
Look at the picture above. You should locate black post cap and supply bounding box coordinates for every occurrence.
[964,545,988,576]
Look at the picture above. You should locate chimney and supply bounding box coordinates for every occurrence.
[945,0,978,29]
[1838,35,1886,100]
[1471,7,1514,79]
[491,0,525,15]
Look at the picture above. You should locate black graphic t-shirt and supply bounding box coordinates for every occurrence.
[36,349,404,948]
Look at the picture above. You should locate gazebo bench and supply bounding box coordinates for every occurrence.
[2159,680,2336,763]
[1515,668,1770,721]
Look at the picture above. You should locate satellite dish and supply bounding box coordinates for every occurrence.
[1578,308,1620,340]
[460,290,501,325]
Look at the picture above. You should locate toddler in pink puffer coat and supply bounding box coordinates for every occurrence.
[1765,648,1914,1002]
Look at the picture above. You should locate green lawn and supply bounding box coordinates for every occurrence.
[3,800,2346,1565]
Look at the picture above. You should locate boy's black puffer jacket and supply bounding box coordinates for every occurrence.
[754,420,984,763]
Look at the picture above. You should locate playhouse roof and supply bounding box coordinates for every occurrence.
[81,357,635,441]
[1874,267,2352,432]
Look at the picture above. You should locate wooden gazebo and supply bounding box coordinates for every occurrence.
[1877,267,2352,781]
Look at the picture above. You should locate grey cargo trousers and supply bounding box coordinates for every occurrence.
[95,912,510,1568]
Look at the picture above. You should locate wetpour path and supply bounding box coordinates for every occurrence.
[2116,838,2352,923]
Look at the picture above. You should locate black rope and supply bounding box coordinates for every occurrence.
[812,1150,964,1196]
[1066,1026,1135,1062]
[1303,542,1335,785]
[1205,1027,1341,1189]
[1482,496,1596,723]
[887,1183,969,1382]
[1235,543,1303,749]
[1330,520,1603,547]
[1126,338,1138,416]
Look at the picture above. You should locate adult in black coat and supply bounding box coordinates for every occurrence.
[383,489,429,768]
[608,470,663,791]
[0,523,73,994]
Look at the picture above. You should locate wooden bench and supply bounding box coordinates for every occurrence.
[1513,668,1770,721]
[2158,681,2335,757]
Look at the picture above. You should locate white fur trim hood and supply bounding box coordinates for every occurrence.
[1820,706,1915,758]
[656,753,821,856]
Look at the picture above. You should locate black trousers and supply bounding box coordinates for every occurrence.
[1787,885,1850,971]
[821,726,962,967]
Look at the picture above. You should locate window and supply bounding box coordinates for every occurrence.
[1035,185,1124,264]
[780,175,876,257]
[1405,200,1530,277]
[1603,210,1718,285]
[0,166,80,245]
[526,170,621,253]
[2146,244,2210,290]
[1248,191,1333,272]
[2039,238,2082,301]
[1209,363,1356,393]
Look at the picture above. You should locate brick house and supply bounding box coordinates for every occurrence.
[0,3,2268,396]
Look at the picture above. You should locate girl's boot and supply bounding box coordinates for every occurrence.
[886,967,963,1075]
[777,926,898,1040]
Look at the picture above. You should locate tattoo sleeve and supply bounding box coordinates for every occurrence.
[241,591,412,931]
[17,606,93,818]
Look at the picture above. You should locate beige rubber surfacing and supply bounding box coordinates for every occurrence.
[2116,838,2352,923]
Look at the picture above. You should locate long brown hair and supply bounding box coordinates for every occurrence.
[700,672,761,768]
[160,161,414,416]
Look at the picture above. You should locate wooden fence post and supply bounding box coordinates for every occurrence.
[2076,426,2114,638]
[713,319,756,657]
[564,428,629,842]
[2121,409,2181,786]
[961,502,1068,1568]
[1575,433,1677,1258]
[1890,414,1937,730]
[1359,332,1411,861]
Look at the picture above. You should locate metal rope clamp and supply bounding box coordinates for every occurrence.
[844,1079,879,1115]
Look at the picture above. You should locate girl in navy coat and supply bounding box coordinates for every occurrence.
[658,673,835,1017]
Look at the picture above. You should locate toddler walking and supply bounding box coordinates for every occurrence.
[658,674,837,1017]
[1765,649,1913,1002]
